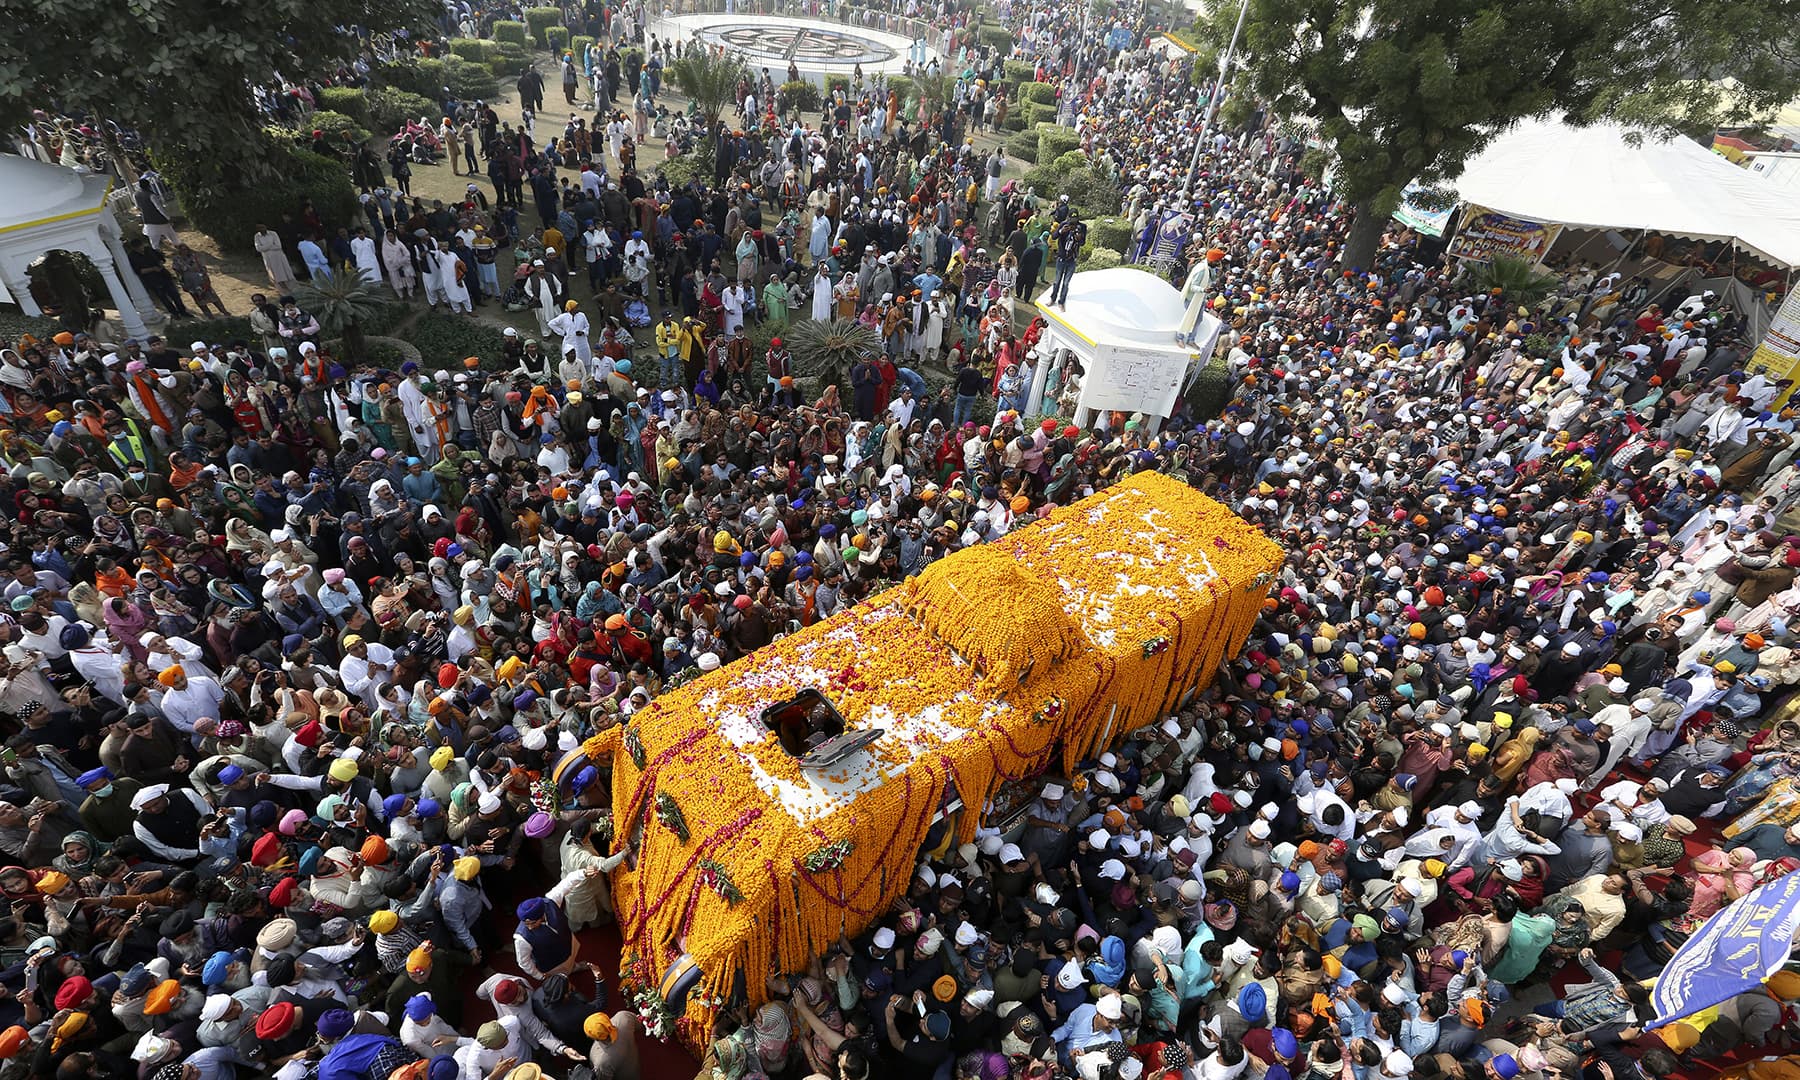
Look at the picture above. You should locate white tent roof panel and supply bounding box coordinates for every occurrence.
[1448,118,1800,268]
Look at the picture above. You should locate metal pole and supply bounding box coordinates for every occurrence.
[1186,0,1250,193]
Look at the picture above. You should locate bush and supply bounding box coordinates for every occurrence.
[318,87,368,123]
[492,19,529,47]
[154,135,355,256]
[1052,149,1088,173]
[303,110,372,148]
[443,56,499,101]
[1019,80,1056,106]
[449,38,492,62]
[825,74,849,95]
[369,87,438,133]
[168,314,256,344]
[1020,163,1064,198]
[658,146,715,189]
[978,24,1014,52]
[524,6,562,47]
[489,56,528,77]
[885,74,913,102]
[1036,125,1079,161]
[781,80,822,114]
[1020,100,1058,126]
[402,311,511,369]
[1003,60,1036,86]
[375,58,445,98]
[1189,355,1233,419]
[1088,216,1132,253]
[999,111,1027,131]
[1059,167,1122,216]
[547,26,570,54]
[1078,246,1122,271]
[570,34,596,62]
[1005,128,1040,162]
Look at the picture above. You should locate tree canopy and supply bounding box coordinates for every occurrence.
[0,0,434,178]
[1198,0,1800,267]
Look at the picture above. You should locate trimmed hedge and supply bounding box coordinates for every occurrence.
[369,87,438,133]
[978,24,1014,52]
[1019,80,1056,105]
[1059,167,1122,216]
[489,56,529,77]
[570,34,597,63]
[154,135,355,255]
[547,26,570,54]
[781,80,822,114]
[1005,128,1040,162]
[492,20,529,47]
[1088,216,1132,253]
[999,111,1028,131]
[825,73,849,95]
[401,311,510,368]
[658,146,715,189]
[443,56,499,100]
[448,38,493,62]
[375,58,444,98]
[1036,125,1079,160]
[885,74,913,102]
[319,87,368,123]
[306,110,370,146]
[1003,59,1036,86]
[1020,100,1058,126]
[524,6,562,47]
[1052,149,1088,173]
[1078,246,1123,271]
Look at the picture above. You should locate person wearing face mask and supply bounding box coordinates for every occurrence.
[74,766,138,844]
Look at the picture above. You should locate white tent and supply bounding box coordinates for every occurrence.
[1448,117,1800,269]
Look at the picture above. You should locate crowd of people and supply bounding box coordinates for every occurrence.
[2,0,1799,1076]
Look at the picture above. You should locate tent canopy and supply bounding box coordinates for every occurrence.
[1447,117,1800,269]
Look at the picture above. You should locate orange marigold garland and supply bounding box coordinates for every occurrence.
[600,472,1282,1051]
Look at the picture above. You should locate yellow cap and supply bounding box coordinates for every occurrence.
[327,758,358,783]
[368,910,400,934]
[429,746,454,772]
[452,856,481,881]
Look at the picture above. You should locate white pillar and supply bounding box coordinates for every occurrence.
[0,258,41,317]
[89,250,151,341]
[100,225,162,329]
[1026,342,1056,416]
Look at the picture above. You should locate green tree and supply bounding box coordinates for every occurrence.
[293,273,392,360]
[669,50,750,152]
[1201,0,1800,269]
[911,72,953,116]
[787,317,881,390]
[0,0,433,232]
[1468,255,1558,311]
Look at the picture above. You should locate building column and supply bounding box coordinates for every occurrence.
[1026,343,1057,417]
[89,250,151,341]
[100,225,162,331]
[0,258,41,317]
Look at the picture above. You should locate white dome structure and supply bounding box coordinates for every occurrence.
[0,155,160,340]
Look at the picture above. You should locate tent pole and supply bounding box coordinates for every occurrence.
[1602,228,1647,280]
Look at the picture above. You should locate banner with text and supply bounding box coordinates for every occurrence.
[1445,206,1564,266]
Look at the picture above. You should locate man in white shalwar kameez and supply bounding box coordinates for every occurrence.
[350,231,383,285]
[548,302,593,366]
[396,367,431,460]
[434,244,471,313]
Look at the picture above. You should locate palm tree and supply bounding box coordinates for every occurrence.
[1468,255,1559,312]
[911,71,951,119]
[669,50,750,153]
[293,272,390,360]
[787,317,881,391]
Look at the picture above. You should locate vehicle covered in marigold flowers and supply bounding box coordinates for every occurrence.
[581,470,1283,1045]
